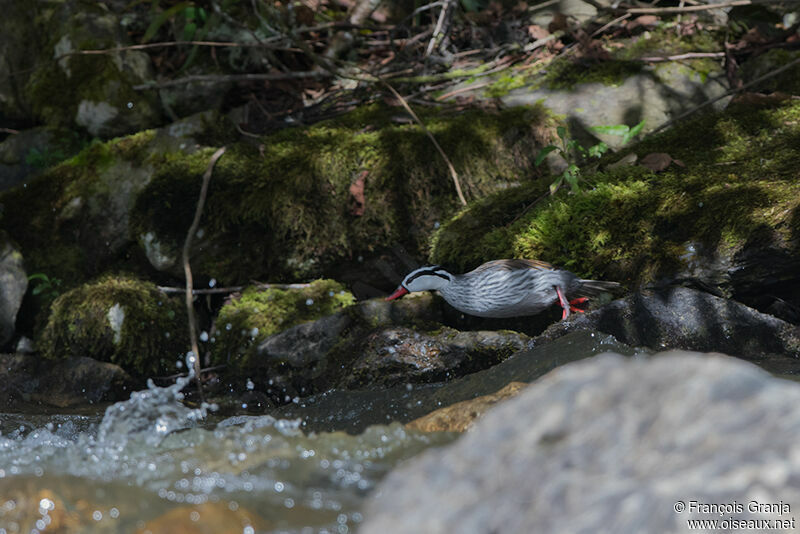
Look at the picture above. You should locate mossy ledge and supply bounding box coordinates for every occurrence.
[431,98,800,290]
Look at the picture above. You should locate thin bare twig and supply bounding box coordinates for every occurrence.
[133,71,329,90]
[648,55,800,137]
[0,128,20,135]
[590,13,631,37]
[158,282,313,294]
[380,79,467,205]
[426,0,456,57]
[627,0,752,13]
[640,51,726,62]
[184,146,226,399]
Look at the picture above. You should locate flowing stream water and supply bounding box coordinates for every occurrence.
[0,332,651,533]
[0,357,454,533]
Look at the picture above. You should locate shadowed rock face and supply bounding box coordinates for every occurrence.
[0,237,27,347]
[361,351,800,534]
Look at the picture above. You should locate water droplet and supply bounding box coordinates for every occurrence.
[305,298,314,306]
[246,379,255,390]
[127,101,133,109]
[92,510,102,521]
[209,278,217,288]
[200,331,209,342]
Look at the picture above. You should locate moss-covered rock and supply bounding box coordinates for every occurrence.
[431,98,800,314]
[39,276,187,376]
[1,103,551,304]
[212,279,355,367]
[20,2,161,137]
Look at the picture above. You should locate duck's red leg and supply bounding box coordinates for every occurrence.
[555,286,570,320]
[569,297,588,313]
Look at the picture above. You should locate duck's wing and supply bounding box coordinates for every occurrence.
[470,258,555,274]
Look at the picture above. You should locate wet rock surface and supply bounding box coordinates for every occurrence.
[541,287,800,364]
[362,351,800,533]
[0,353,137,409]
[272,330,635,433]
[239,295,530,402]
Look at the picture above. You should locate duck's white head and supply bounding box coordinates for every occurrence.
[386,266,453,301]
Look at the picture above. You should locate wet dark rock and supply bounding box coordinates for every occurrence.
[245,294,531,402]
[241,294,444,400]
[345,327,531,389]
[271,330,634,433]
[0,353,137,408]
[0,236,27,347]
[541,287,800,363]
[362,351,800,533]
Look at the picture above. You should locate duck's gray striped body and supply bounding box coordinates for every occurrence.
[387,259,619,319]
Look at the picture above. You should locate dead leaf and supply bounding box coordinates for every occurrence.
[527,24,549,40]
[349,170,368,216]
[640,152,677,172]
[626,15,658,31]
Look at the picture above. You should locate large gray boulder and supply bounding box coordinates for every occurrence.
[362,351,800,533]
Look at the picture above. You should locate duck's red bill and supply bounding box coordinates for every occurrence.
[386,286,409,301]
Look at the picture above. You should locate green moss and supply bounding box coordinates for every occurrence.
[130,103,553,282]
[39,275,187,375]
[431,98,800,285]
[212,279,355,366]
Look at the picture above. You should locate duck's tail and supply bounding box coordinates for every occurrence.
[575,279,620,298]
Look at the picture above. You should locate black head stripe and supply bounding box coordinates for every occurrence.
[406,267,449,284]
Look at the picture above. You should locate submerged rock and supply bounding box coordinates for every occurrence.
[405,381,527,433]
[362,351,800,533]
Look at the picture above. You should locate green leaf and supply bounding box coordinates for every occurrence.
[142,2,194,43]
[534,145,559,166]
[622,119,646,144]
[27,273,50,283]
[556,126,567,141]
[588,142,609,158]
[590,124,630,136]
[32,285,45,296]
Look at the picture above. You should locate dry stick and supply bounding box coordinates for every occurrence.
[133,71,329,90]
[425,0,455,58]
[380,79,467,205]
[639,51,726,62]
[590,13,631,38]
[158,283,313,295]
[183,146,227,399]
[648,55,800,137]
[0,128,20,134]
[627,0,753,13]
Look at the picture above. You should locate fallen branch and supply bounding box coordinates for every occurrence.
[183,146,226,399]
